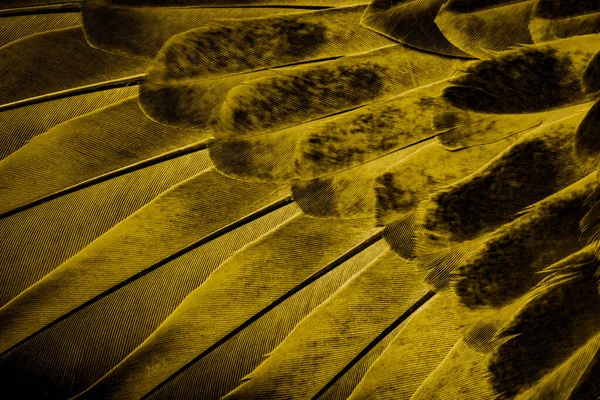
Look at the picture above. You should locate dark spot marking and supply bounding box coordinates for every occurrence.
[157,19,327,80]
[583,51,600,94]
[445,0,526,13]
[456,192,588,309]
[444,48,583,113]
[292,178,336,217]
[433,111,461,130]
[535,0,600,19]
[488,263,600,398]
[225,62,385,135]
[211,140,252,176]
[575,100,600,165]
[426,138,560,238]
[375,173,415,218]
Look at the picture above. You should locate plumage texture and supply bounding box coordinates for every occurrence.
[360,0,470,57]
[3,1,600,399]
[347,292,461,399]
[1,202,299,399]
[455,172,596,309]
[139,5,393,128]
[0,151,212,307]
[530,0,600,43]
[574,99,600,168]
[435,0,535,59]
[490,247,600,398]
[144,241,388,400]
[0,27,146,105]
[417,115,587,246]
[0,86,138,159]
[0,12,81,48]
[0,98,211,215]
[224,250,430,399]
[82,1,317,59]
[375,137,517,225]
[0,171,289,353]
[78,216,380,399]
[442,35,600,113]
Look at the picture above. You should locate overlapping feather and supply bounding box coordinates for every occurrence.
[2,0,600,399]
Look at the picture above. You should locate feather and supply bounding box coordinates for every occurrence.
[415,235,491,289]
[0,0,83,8]
[411,340,495,399]
[434,0,535,59]
[4,0,600,397]
[456,174,596,308]
[141,68,279,129]
[210,120,300,182]
[382,212,420,259]
[0,86,138,159]
[583,50,600,94]
[455,172,596,310]
[211,51,464,181]
[142,241,388,400]
[75,216,381,399]
[82,1,328,60]
[436,101,594,150]
[360,0,471,57]
[442,35,600,113]
[0,203,299,399]
[316,327,404,400]
[347,291,461,400]
[222,250,432,399]
[138,5,394,128]
[0,12,80,49]
[0,170,291,353]
[0,98,212,216]
[574,99,600,170]
[210,45,456,181]
[290,78,534,221]
[375,137,518,226]
[490,247,600,398]
[214,44,456,139]
[410,114,590,288]
[405,294,528,398]
[516,331,600,400]
[293,81,451,181]
[293,141,431,220]
[529,0,600,43]
[416,114,587,247]
[391,283,523,397]
[580,202,600,245]
[0,150,212,307]
[0,27,146,107]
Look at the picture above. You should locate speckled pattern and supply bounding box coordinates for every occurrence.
[4,2,600,399]
[575,100,600,167]
[375,138,514,225]
[444,0,527,13]
[296,84,447,179]
[419,117,586,240]
[444,39,598,113]
[584,51,600,93]
[534,0,600,19]
[145,5,390,82]
[151,20,326,80]
[456,174,596,309]
[218,63,386,137]
[489,252,600,399]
